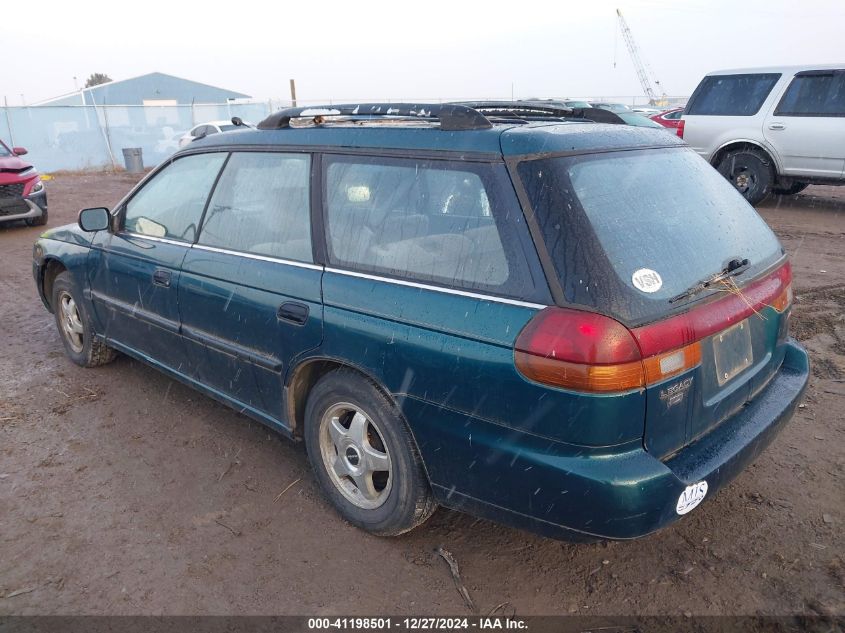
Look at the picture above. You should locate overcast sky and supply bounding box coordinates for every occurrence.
[3,0,844,105]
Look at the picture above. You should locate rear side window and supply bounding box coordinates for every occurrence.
[775,70,845,116]
[198,152,312,262]
[686,73,780,116]
[124,153,226,241]
[323,156,534,297]
[518,148,783,324]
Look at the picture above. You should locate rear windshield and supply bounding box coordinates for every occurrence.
[686,73,781,116]
[518,147,783,324]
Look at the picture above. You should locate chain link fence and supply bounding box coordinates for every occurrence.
[0,101,289,173]
[1,96,689,173]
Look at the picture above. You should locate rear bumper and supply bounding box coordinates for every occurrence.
[427,339,809,541]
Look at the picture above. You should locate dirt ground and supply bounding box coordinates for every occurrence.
[0,172,842,617]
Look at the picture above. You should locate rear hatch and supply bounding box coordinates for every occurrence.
[517,147,791,458]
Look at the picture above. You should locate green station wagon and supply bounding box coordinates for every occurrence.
[32,103,809,540]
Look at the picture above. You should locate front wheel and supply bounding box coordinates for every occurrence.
[51,272,117,367]
[304,369,436,535]
[717,149,774,205]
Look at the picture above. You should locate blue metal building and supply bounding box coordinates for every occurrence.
[35,72,250,106]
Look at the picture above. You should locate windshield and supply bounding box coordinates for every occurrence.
[517,147,783,324]
[0,140,11,156]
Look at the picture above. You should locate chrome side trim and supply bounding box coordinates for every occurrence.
[325,267,547,310]
[190,243,323,271]
[121,232,189,247]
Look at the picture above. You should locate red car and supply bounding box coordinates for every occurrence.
[651,107,685,136]
[0,139,47,227]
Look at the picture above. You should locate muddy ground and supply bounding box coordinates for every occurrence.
[0,173,842,616]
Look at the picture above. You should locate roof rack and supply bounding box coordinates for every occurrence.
[257,103,493,131]
[453,101,625,125]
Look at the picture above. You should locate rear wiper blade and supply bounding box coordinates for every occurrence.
[668,257,750,304]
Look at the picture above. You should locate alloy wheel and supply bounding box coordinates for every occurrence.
[318,402,392,510]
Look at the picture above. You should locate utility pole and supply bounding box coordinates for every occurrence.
[289,79,297,108]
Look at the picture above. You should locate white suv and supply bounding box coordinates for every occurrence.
[681,64,845,204]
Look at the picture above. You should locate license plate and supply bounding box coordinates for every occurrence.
[713,319,753,386]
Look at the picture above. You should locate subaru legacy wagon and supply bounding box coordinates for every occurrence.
[32,103,809,541]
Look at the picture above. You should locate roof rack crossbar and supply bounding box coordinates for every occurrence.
[257,103,493,131]
[452,101,625,125]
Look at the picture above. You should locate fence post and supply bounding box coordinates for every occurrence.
[92,101,117,170]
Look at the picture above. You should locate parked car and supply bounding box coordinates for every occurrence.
[589,101,632,113]
[682,64,845,203]
[610,111,667,129]
[651,107,685,134]
[32,103,808,542]
[523,98,593,109]
[178,119,252,147]
[0,140,47,227]
[632,106,662,116]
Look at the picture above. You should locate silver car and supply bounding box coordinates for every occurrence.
[681,64,845,203]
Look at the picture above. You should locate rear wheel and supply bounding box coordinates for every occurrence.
[51,272,117,367]
[717,148,774,205]
[772,182,808,196]
[304,369,436,535]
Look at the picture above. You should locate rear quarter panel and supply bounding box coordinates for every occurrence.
[315,273,647,446]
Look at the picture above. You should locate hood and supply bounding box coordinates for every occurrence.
[0,153,34,174]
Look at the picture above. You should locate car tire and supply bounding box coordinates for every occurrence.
[717,148,774,205]
[51,271,117,368]
[772,182,808,196]
[25,209,48,227]
[304,369,437,535]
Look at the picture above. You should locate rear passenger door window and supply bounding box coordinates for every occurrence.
[323,156,528,296]
[197,152,313,262]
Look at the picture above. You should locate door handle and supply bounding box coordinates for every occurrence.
[768,123,786,130]
[152,269,172,287]
[277,301,309,325]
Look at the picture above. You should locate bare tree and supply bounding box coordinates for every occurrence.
[84,73,113,88]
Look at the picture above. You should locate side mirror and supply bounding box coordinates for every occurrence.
[78,207,111,232]
[13,147,27,156]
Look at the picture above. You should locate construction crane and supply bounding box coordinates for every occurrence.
[615,9,668,106]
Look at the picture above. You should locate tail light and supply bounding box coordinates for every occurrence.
[514,310,644,393]
[676,119,685,138]
[515,261,792,394]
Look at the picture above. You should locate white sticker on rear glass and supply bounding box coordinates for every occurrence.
[676,481,708,515]
[632,268,663,293]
